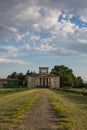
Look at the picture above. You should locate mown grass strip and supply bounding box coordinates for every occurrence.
[48,90,72,130]
[58,88,87,96]
[0,89,41,129]
[0,88,29,96]
[48,89,87,130]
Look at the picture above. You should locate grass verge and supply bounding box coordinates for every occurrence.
[0,89,41,129]
[48,90,72,130]
[58,88,87,96]
[0,88,29,96]
[48,89,87,130]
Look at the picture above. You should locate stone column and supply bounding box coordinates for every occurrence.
[41,78,43,86]
[46,78,48,86]
[45,78,46,86]
[48,78,50,86]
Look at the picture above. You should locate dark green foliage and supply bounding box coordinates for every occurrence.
[7,65,83,88]
[7,80,22,88]
[7,70,36,88]
[7,72,17,79]
[7,72,26,87]
[51,65,75,87]
[51,65,83,88]
[74,76,83,88]
[26,69,36,75]
[83,83,87,88]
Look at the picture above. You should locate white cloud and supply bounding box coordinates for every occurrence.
[0,24,23,41]
[21,44,31,51]
[0,0,87,56]
[34,43,57,52]
[0,45,18,52]
[60,20,76,35]
[79,9,87,22]
[21,42,57,53]
[0,57,30,65]
[0,45,27,59]
[78,39,87,44]
[80,16,87,23]
[0,24,18,33]
[30,35,40,41]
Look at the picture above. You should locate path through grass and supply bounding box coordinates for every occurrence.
[0,89,40,129]
[0,88,87,130]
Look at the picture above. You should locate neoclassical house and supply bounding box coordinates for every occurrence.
[28,67,60,88]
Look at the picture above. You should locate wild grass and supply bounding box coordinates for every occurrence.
[0,89,41,129]
[48,89,87,130]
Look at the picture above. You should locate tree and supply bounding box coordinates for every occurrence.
[74,76,83,88]
[51,65,75,87]
[7,72,26,87]
[7,72,18,79]
[26,70,36,76]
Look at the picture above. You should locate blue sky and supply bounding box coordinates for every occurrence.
[0,0,87,81]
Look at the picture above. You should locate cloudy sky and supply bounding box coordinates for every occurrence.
[0,0,87,81]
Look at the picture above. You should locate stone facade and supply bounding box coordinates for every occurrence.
[28,67,60,88]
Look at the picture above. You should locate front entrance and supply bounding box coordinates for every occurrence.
[39,77,49,88]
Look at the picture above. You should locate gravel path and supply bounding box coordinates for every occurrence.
[12,89,59,130]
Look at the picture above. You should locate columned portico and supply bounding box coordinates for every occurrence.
[28,67,60,88]
[39,77,49,87]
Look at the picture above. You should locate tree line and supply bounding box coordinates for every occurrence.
[51,65,83,88]
[7,65,85,88]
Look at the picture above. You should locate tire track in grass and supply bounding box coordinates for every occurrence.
[12,89,60,130]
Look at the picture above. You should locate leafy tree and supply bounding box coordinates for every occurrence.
[7,72,26,87]
[26,70,36,75]
[7,70,36,87]
[74,76,83,88]
[7,72,18,79]
[51,65,75,87]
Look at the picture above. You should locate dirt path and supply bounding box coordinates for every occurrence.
[12,89,59,130]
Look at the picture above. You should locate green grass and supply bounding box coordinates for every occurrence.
[48,89,87,130]
[0,88,29,96]
[62,88,87,93]
[0,88,87,130]
[69,88,87,92]
[0,89,41,129]
[59,88,87,96]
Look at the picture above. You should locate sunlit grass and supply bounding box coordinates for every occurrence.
[59,88,87,96]
[0,88,29,96]
[0,89,41,129]
[0,88,87,130]
[48,89,87,130]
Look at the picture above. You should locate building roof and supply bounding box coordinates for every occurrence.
[28,73,59,77]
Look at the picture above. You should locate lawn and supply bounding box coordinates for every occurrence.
[0,88,40,129]
[48,89,87,130]
[67,88,87,92]
[59,88,87,96]
[0,88,29,96]
[0,88,87,130]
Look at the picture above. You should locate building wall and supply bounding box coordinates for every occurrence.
[28,76,60,88]
[50,77,60,88]
[39,67,49,74]
[28,76,36,88]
